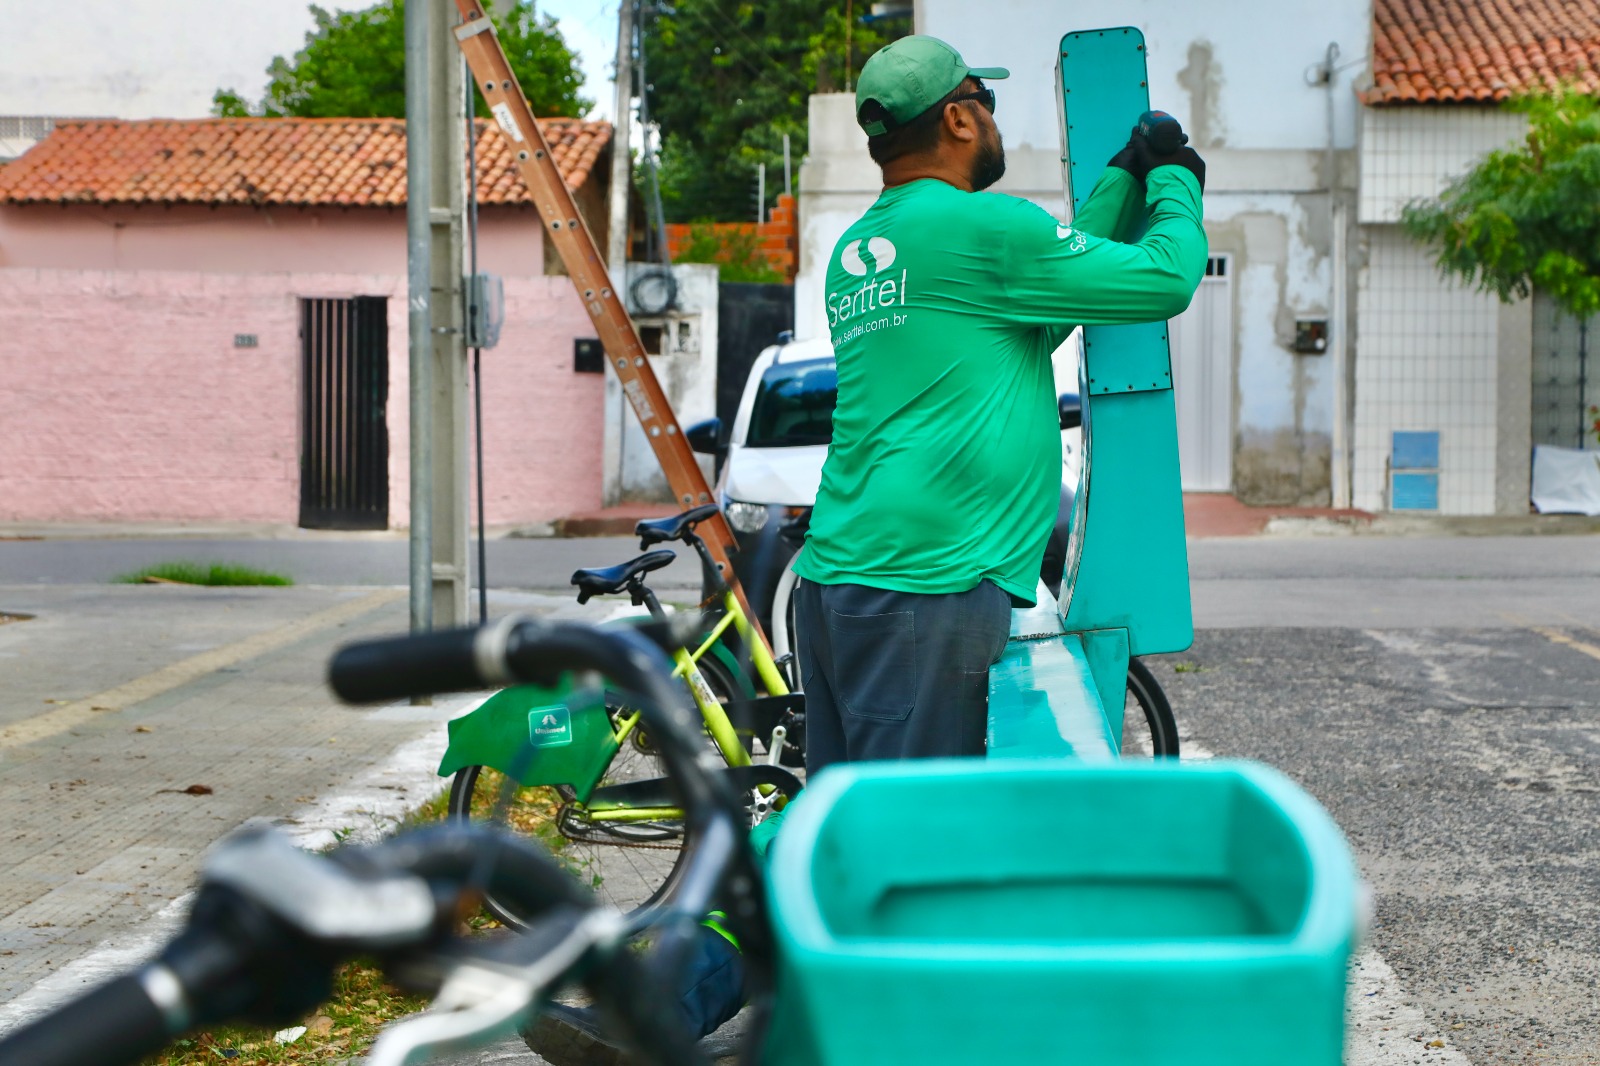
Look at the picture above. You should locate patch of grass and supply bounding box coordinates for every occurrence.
[136,961,429,1065]
[114,561,293,587]
[136,778,568,1064]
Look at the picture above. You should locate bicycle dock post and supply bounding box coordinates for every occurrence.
[758,29,1363,1065]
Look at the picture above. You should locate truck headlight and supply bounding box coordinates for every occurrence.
[725,500,770,534]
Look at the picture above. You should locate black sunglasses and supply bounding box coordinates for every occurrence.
[949,86,996,115]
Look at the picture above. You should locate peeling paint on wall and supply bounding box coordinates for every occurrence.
[1236,428,1333,506]
[1203,194,1339,504]
[1177,41,1228,149]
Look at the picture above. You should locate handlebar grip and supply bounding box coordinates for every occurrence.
[328,626,486,703]
[0,969,174,1066]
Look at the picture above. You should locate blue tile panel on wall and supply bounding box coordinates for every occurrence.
[1392,430,1440,470]
[1392,471,1440,510]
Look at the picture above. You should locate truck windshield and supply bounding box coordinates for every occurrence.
[747,359,836,447]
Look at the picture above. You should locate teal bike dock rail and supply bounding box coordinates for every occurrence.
[758,27,1362,1064]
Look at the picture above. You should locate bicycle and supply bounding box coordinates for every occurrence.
[0,620,763,1066]
[443,504,803,924]
[2,614,1358,1066]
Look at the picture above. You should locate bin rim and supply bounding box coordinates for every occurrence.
[767,758,1358,958]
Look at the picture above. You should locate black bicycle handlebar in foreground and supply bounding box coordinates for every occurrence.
[0,619,772,1066]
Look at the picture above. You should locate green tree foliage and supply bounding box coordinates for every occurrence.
[1401,88,1600,318]
[641,1,892,222]
[213,0,589,120]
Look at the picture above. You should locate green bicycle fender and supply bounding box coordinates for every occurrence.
[436,680,621,804]
[435,615,753,800]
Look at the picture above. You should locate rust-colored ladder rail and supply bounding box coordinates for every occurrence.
[450,1,771,650]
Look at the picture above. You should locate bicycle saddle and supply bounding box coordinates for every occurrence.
[571,549,677,602]
[637,503,720,547]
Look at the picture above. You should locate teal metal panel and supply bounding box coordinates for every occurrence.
[1062,389,1194,654]
[988,634,1117,761]
[1059,27,1152,216]
[1077,628,1131,746]
[1054,28,1194,657]
[1083,323,1173,395]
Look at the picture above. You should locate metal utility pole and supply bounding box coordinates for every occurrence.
[607,0,634,272]
[406,0,470,635]
[404,0,433,635]
[428,1,471,629]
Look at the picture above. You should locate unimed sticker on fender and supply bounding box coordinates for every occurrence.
[491,102,524,143]
[528,705,573,747]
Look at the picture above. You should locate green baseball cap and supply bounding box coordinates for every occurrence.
[855,35,1009,136]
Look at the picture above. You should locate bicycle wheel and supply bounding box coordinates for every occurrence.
[448,748,694,926]
[1121,656,1180,758]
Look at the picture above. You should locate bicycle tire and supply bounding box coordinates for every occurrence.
[447,652,761,925]
[448,761,694,926]
[770,549,804,692]
[1122,656,1180,758]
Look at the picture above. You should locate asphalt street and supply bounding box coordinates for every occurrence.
[0,531,1595,1063]
[1154,624,1600,1064]
[0,534,706,593]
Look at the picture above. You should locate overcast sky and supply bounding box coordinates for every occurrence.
[0,0,622,121]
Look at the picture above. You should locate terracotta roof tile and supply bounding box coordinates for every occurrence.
[0,116,611,206]
[1367,0,1600,104]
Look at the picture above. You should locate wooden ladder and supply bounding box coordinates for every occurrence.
[450,1,769,646]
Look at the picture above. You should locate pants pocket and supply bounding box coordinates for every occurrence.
[826,609,916,721]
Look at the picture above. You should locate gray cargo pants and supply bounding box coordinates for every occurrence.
[795,578,1013,776]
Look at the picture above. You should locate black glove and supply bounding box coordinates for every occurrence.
[1107,127,1160,183]
[1152,145,1205,191]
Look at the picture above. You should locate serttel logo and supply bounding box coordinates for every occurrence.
[841,236,897,276]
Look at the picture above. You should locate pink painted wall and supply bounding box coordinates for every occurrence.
[0,204,604,526]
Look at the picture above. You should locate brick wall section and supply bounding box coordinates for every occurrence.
[0,268,604,526]
[663,194,797,282]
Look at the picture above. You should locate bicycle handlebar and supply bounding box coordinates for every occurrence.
[0,970,174,1066]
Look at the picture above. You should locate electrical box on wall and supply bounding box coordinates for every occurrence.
[465,273,504,348]
[1293,319,1328,354]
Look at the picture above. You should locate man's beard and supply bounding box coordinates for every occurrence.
[971,129,1006,191]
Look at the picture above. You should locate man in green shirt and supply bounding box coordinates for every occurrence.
[528,36,1209,1063]
[795,34,1209,773]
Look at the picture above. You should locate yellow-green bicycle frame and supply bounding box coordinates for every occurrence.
[583,587,790,824]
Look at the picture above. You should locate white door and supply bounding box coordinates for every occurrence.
[1169,256,1233,491]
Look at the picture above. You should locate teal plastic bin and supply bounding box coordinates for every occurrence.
[761,760,1359,1065]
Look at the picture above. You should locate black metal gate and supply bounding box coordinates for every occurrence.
[1531,294,1597,449]
[716,283,796,427]
[299,296,389,529]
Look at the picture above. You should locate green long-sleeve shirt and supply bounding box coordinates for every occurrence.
[797,166,1207,605]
